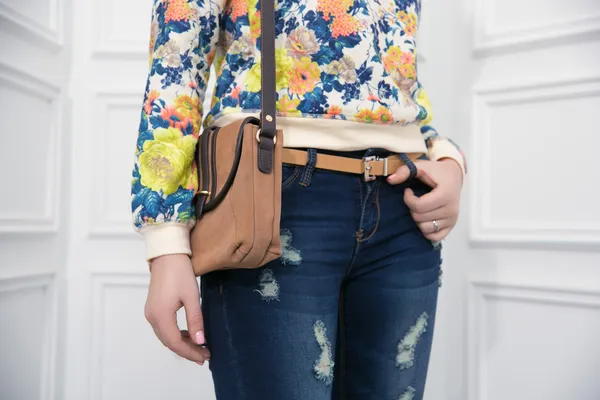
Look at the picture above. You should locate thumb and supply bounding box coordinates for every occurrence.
[388,161,438,187]
[183,291,205,345]
[387,164,412,185]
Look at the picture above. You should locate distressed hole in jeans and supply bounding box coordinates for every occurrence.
[254,268,280,302]
[398,386,416,400]
[313,320,334,385]
[396,312,428,370]
[280,229,302,265]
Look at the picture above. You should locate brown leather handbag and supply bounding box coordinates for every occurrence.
[189,0,282,276]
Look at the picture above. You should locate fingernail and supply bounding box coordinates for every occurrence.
[196,361,204,366]
[195,330,205,345]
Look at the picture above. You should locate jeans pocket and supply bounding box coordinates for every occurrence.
[282,164,302,192]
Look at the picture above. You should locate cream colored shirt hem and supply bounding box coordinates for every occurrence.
[141,223,192,261]
[214,113,429,154]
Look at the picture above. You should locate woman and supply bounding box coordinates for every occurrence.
[133,0,465,398]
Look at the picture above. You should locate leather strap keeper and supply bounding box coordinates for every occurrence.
[281,148,423,180]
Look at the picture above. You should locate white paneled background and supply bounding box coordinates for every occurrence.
[0,0,599,399]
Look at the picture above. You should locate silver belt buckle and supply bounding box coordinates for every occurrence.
[363,156,389,181]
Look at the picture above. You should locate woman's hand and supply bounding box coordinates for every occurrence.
[387,158,463,242]
[145,254,211,365]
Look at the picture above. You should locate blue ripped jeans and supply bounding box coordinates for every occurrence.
[201,149,441,400]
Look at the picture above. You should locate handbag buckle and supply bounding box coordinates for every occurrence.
[256,129,277,145]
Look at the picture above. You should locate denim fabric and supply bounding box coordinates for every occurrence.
[201,149,441,400]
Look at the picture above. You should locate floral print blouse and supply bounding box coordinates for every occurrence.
[132,0,466,258]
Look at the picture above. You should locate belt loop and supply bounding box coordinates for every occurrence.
[399,153,418,181]
[299,148,318,187]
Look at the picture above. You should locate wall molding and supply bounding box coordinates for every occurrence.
[0,62,62,234]
[87,88,142,238]
[90,0,149,59]
[0,1,63,52]
[470,74,600,246]
[473,1,600,55]
[467,279,600,400]
[88,273,149,400]
[0,272,58,400]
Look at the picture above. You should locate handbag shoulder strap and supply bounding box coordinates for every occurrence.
[257,0,277,173]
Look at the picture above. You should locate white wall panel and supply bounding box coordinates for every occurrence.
[0,0,63,50]
[91,0,152,58]
[88,89,142,237]
[89,274,215,400]
[474,0,600,52]
[0,62,61,233]
[469,280,600,400]
[471,76,600,245]
[0,274,57,400]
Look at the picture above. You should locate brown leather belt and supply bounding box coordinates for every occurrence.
[281,149,423,182]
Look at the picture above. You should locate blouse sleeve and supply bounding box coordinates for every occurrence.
[422,125,467,177]
[131,0,221,261]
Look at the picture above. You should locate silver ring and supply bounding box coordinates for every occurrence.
[432,220,439,233]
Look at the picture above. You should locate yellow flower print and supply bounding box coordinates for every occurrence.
[248,0,261,41]
[405,21,416,36]
[139,127,197,195]
[174,95,201,135]
[383,46,404,74]
[397,11,409,23]
[383,47,401,72]
[399,63,416,79]
[277,96,302,116]
[250,10,261,40]
[355,108,376,123]
[245,63,262,92]
[275,49,294,89]
[374,106,393,124]
[409,12,417,24]
[386,46,402,63]
[245,49,293,92]
[416,88,433,125]
[248,0,258,14]
[290,56,321,95]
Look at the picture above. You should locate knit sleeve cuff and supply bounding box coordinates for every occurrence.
[428,138,467,178]
[141,223,192,261]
